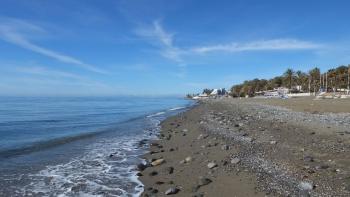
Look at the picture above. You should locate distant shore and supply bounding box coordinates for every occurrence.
[138,97,350,196]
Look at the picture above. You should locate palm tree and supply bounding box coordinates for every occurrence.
[296,70,307,92]
[348,65,350,94]
[284,68,295,90]
[309,67,320,94]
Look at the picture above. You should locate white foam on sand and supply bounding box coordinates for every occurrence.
[19,132,153,197]
[16,107,186,197]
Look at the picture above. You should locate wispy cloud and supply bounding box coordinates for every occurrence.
[14,66,87,81]
[135,21,322,60]
[135,20,183,62]
[0,64,121,96]
[0,17,107,74]
[192,39,322,54]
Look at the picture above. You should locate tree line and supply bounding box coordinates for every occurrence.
[230,65,350,97]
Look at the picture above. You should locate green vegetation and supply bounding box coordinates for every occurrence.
[230,65,350,97]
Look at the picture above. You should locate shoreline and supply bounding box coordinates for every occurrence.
[138,97,350,196]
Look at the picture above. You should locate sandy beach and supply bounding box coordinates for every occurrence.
[138,97,350,197]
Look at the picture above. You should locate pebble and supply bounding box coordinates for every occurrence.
[136,172,143,176]
[221,144,229,150]
[303,156,314,162]
[165,187,180,195]
[207,162,217,169]
[137,163,149,171]
[149,171,158,176]
[231,158,241,164]
[165,166,174,174]
[315,165,329,170]
[151,159,165,166]
[198,177,212,186]
[185,156,192,163]
[192,177,212,192]
[150,142,159,147]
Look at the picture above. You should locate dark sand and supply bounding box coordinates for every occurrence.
[139,97,350,197]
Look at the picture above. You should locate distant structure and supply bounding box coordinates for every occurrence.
[191,88,227,100]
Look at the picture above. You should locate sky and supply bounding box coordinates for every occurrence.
[1,0,350,96]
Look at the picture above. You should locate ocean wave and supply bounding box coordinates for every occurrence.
[0,115,154,159]
[0,131,101,159]
[146,111,166,118]
[168,106,185,111]
[18,134,150,197]
[146,105,188,118]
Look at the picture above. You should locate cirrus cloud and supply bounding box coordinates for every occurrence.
[192,39,322,54]
[0,17,107,74]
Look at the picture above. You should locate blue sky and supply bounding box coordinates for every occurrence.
[1,0,350,96]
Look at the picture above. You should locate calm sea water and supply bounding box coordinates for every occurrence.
[0,96,193,196]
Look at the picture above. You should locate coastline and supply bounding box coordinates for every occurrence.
[138,97,350,196]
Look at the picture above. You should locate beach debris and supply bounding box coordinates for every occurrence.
[182,129,188,132]
[155,181,165,185]
[231,157,241,164]
[165,187,180,195]
[151,159,165,166]
[207,162,217,169]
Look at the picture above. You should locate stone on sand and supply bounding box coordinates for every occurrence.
[185,156,192,163]
[207,162,217,169]
[165,187,179,195]
[151,159,165,166]
[231,157,241,164]
[221,144,229,150]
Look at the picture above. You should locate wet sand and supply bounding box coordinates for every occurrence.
[139,97,350,197]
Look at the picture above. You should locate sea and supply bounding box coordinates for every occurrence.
[0,96,193,196]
